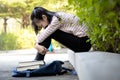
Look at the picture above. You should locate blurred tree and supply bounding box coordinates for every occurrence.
[0,1,9,32]
[0,0,70,29]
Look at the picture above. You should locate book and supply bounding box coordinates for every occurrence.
[16,60,45,71]
[16,64,40,71]
[18,60,45,67]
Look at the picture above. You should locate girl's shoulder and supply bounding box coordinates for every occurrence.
[56,12,73,16]
[55,12,79,23]
[56,12,79,19]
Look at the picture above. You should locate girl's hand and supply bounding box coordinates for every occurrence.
[34,43,48,55]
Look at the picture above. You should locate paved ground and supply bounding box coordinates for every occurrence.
[0,49,78,80]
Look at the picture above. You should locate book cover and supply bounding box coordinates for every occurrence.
[16,64,40,71]
[18,60,45,67]
[16,60,45,71]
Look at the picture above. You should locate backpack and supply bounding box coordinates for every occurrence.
[12,60,76,77]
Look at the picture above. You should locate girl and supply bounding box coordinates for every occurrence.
[31,7,91,61]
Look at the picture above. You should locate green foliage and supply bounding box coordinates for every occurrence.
[15,28,36,49]
[0,1,10,17]
[0,28,36,50]
[68,0,120,53]
[0,32,18,50]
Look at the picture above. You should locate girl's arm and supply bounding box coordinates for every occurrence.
[36,16,61,43]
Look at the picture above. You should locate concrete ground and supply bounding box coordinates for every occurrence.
[0,49,78,80]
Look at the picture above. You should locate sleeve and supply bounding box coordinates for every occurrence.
[36,16,61,43]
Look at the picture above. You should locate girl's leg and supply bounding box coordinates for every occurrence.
[52,30,91,52]
[35,29,91,60]
[35,36,51,61]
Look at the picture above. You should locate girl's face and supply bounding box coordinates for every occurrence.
[34,15,49,28]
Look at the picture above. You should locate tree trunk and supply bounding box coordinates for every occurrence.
[3,18,8,33]
[22,14,30,28]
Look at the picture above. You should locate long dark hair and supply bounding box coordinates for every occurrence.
[31,7,55,34]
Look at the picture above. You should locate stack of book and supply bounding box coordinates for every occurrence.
[16,60,45,71]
